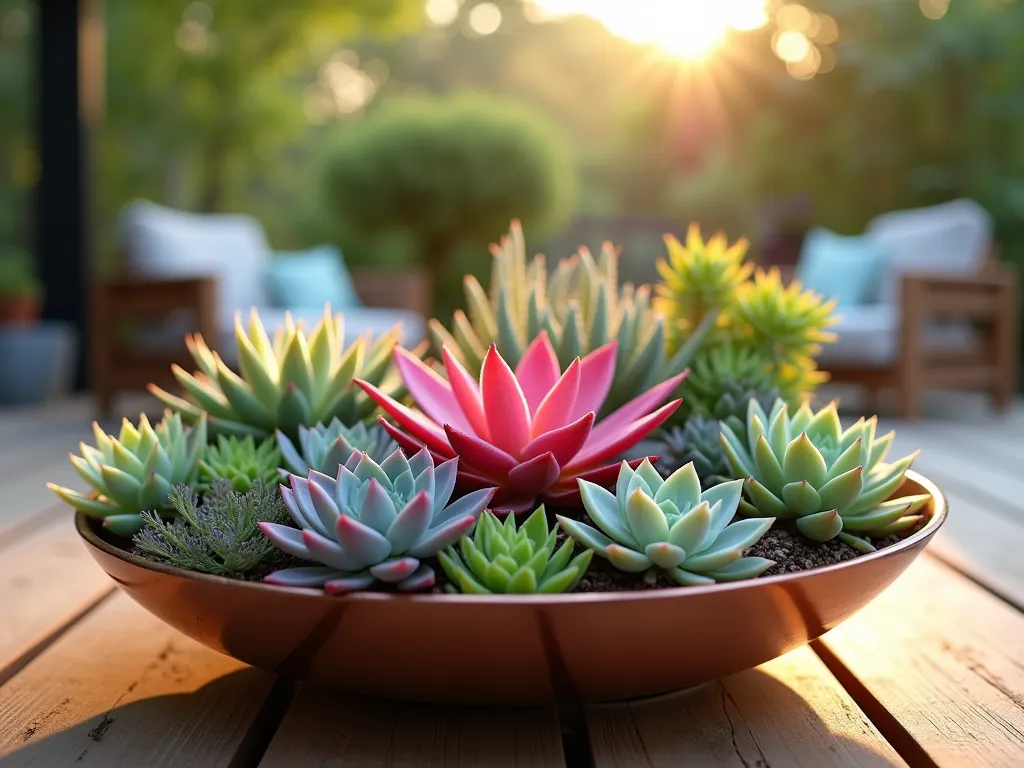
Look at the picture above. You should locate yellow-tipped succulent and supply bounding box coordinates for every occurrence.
[720,399,928,552]
[150,307,402,441]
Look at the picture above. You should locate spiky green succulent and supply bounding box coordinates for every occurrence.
[260,447,496,593]
[438,507,592,594]
[677,343,781,419]
[558,459,775,586]
[48,412,207,536]
[149,307,402,441]
[429,220,700,415]
[276,418,397,477]
[735,268,837,368]
[198,435,282,492]
[656,223,753,348]
[720,399,928,552]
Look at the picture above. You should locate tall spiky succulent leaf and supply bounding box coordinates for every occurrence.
[677,344,779,419]
[439,507,592,594]
[276,418,397,477]
[149,307,402,441]
[429,221,696,416]
[656,224,753,350]
[558,460,775,586]
[198,435,281,492]
[357,333,684,513]
[48,412,207,536]
[720,399,928,552]
[260,447,496,593]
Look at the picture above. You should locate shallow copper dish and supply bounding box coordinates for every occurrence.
[76,471,946,705]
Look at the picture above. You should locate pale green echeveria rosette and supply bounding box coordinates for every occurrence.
[275,417,397,477]
[261,446,496,593]
[438,506,592,594]
[558,459,775,586]
[48,411,207,537]
[720,398,928,553]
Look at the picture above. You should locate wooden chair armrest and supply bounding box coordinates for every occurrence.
[900,266,1018,323]
[900,264,1018,293]
[92,275,219,346]
[350,267,433,318]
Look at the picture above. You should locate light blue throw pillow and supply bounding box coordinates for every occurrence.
[265,244,362,310]
[796,227,888,306]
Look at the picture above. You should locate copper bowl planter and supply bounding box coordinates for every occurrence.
[76,471,946,705]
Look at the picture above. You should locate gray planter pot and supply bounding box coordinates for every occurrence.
[0,321,77,406]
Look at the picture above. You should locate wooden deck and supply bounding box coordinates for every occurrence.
[0,392,1023,766]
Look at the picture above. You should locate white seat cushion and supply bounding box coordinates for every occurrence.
[819,305,976,367]
[120,200,271,329]
[866,198,992,304]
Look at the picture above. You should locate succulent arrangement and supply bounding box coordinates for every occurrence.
[438,507,592,594]
[50,219,933,601]
[720,399,928,552]
[150,308,403,441]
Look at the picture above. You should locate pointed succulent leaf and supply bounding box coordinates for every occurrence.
[795,510,843,541]
[781,481,822,517]
[784,433,827,487]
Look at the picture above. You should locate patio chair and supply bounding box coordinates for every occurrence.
[91,201,431,417]
[808,199,1019,419]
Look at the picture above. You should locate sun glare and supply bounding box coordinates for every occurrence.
[533,0,769,60]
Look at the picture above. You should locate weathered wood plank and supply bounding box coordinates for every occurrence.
[585,646,905,767]
[815,557,1024,768]
[927,489,1024,610]
[0,517,113,685]
[260,686,565,767]
[881,423,1024,524]
[0,592,278,767]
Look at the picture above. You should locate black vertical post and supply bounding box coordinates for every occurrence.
[35,0,100,391]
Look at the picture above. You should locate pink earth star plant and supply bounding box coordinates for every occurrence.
[356,332,686,512]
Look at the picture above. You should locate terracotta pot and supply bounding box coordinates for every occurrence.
[76,471,946,705]
[0,295,40,325]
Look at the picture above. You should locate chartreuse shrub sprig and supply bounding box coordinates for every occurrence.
[150,306,402,441]
[48,412,207,536]
[438,507,592,594]
[199,435,282,492]
[720,399,928,552]
[133,481,289,578]
[431,220,701,416]
[276,418,396,477]
[558,460,775,586]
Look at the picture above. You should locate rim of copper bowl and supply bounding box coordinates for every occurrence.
[75,469,946,606]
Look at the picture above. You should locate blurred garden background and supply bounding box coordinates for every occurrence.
[2,0,1023,349]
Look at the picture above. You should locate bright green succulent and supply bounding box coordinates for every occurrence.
[198,435,282,492]
[150,307,402,441]
[48,412,207,536]
[429,220,701,415]
[735,268,837,368]
[677,343,780,419]
[720,399,928,552]
[656,223,753,348]
[276,418,397,477]
[438,507,593,594]
[558,459,775,586]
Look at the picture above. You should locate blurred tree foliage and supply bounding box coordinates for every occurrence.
[0,0,33,250]
[315,92,575,312]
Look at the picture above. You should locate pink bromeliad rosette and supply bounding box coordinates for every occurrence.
[356,332,685,513]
